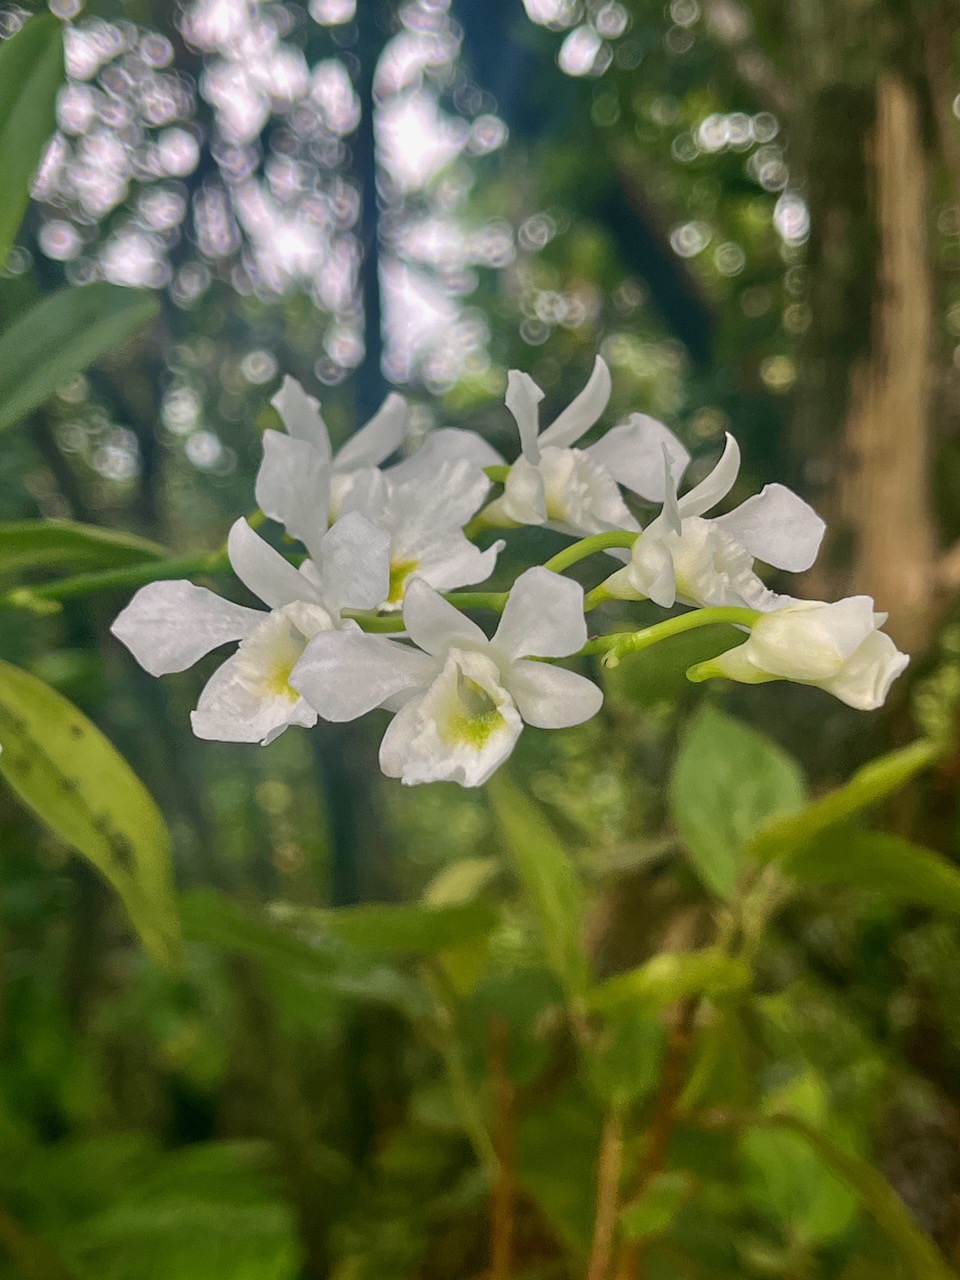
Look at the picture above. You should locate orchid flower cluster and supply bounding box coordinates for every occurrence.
[112,358,909,788]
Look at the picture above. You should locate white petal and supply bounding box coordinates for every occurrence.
[387,428,504,485]
[587,414,690,503]
[385,459,491,545]
[271,376,332,456]
[506,370,544,463]
[633,534,678,608]
[506,659,603,728]
[493,566,587,660]
[412,535,504,596]
[750,597,879,680]
[538,446,637,536]
[817,630,909,710]
[677,433,741,518]
[488,456,547,526]
[660,459,683,535]
[539,356,611,449]
[291,630,436,720]
[713,483,826,572]
[191,650,316,745]
[401,577,487,655]
[111,581,261,676]
[334,392,409,472]
[227,518,317,611]
[332,466,389,523]
[255,430,330,560]
[316,511,391,616]
[377,697,425,781]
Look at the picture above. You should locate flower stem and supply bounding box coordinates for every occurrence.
[584,584,613,612]
[444,590,509,612]
[543,530,638,575]
[342,610,406,632]
[580,607,759,666]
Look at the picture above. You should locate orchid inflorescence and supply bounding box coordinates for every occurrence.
[112,357,909,788]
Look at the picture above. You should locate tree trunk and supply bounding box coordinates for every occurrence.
[807,72,937,652]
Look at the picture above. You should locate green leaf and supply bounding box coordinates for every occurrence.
[0,15,65,268]
[669,706,807,897]
[424,855,499,906]
[0,659,178,968]
[748,739,940,862]
[487,773,589,1000]
[587,1011,665,1108]
[515,1084,604,1253]
[587,948,750,1015]
[272,900,498,956]
[0,519,165,581]
[0,284,159,435]
[783,826,960,916]
[620,1171,697,1242]
[742,1073,857,1247]
[181,890,430,1017]
[760,1114,955,1279]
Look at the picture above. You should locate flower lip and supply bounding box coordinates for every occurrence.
[379,647,523,788]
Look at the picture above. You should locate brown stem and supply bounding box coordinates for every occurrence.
[614,1001,697,1280]
[586,1108,625,1280]
[489,1016,516,1280]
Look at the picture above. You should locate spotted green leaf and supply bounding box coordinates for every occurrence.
[0,659,179,968]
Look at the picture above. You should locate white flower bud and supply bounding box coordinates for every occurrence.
[689,597,909,710]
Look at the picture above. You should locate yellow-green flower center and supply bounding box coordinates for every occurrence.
[443,670,506,748]
[388,557,420,605]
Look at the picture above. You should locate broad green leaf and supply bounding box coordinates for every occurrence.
[182,889,429,1017]
[748,739,940,862]
[272,899,498,955]
[515,1083,603,1253]
[0,284,159,435]
[743,1072,857,1247]
[587,948,750,1015]
[424,855,499,906]
[784,826,960,915]
[760,1114,955,1279]
[0,519,165,580]
[182,889,347,976]
[487,773,589,1000]
[620,1171,697,1242]
[0,659,178,968]
[669,705,807,898]
[587,1011,665,1108]
[0,15,65,267]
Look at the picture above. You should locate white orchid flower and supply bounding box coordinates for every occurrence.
[258,376,503,610]
[602,433,826,611]
[481,357,691,536]
[258,376,501,535]
[688,596,909,710]
[338,458,505,609]
[111,512,390,745]
[290,567,603,787]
